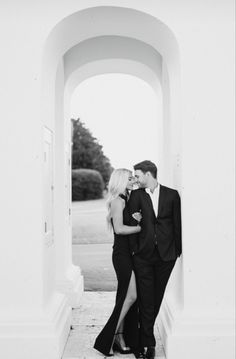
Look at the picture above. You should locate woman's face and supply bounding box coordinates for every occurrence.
[126,173,136,191]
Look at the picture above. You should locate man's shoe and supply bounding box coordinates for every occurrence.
[132,347,145,358]
[133,351,145,358]
[145,346,155,359]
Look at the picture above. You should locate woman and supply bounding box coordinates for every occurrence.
[93,169,142,358]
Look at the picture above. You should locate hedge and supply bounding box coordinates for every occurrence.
[72,168,104,201]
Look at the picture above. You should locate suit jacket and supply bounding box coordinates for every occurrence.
[128,185,182,261]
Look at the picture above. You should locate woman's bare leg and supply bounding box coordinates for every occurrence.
[116,271,137,331]
[110,271,137,351]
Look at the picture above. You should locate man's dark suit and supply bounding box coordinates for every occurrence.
[128,185,182,348]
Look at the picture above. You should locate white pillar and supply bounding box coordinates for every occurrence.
[0,5,72,358]
[54,61,84,307]
[157,7,235,359]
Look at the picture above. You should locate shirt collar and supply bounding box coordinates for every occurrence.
[145,183,159,195]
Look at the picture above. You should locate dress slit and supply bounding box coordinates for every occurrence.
[94,262,139,356]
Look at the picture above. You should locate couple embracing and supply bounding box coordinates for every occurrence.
[94,160,182,359]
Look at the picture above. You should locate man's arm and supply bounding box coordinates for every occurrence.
[173,191,182,257]
[127,190,141,254]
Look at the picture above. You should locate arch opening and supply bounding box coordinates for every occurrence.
[41,3,182,344]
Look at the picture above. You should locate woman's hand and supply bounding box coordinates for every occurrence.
[132,211,142,223]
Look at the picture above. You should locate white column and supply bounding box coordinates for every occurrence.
[0,7,71,358]
[54,65,83,307]
[157,10,235,359]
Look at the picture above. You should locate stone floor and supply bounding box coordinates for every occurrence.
[62,292,166,359]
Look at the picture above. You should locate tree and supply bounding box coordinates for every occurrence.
[71,118,113,186]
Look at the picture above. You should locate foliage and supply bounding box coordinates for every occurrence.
[72,118,113,186]
[72,169,105,201]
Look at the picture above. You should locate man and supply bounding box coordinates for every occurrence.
[128,160,182,359]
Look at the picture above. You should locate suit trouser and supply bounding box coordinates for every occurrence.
[133,247,176,347]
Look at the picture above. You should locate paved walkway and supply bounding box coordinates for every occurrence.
[62,292,166,359]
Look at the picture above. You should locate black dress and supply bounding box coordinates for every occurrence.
[93,194,139,356]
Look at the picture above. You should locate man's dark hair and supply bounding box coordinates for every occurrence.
[134,160,157,178]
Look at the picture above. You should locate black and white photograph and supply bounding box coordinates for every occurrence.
[0,1,235,359]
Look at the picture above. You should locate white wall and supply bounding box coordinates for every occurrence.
[181,11,235,316]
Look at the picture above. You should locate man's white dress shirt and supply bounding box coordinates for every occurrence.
[145,184,160,217]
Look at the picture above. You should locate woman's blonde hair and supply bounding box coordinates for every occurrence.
[106,168,132,229]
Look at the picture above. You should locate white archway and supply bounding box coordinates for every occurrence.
[41,6,182,357]
[64,35,164,175]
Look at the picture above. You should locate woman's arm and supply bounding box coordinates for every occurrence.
[111,198,141,235]
[127,190,142,226]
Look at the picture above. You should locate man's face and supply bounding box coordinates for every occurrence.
[134,169,148,188]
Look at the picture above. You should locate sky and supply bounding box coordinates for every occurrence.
[70,73,162,171]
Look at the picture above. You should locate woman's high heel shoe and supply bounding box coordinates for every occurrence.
[113,342,132,354]
[113,333,132,354]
